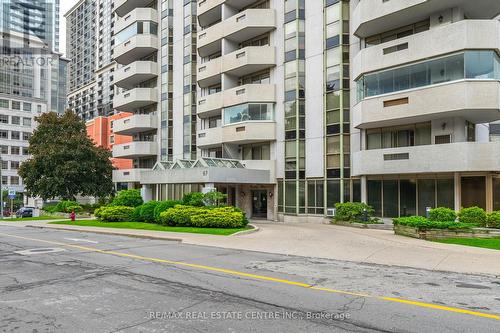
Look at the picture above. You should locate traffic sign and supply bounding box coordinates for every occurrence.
[8,188,16,199]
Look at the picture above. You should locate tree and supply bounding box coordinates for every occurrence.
[19,111,114,201]
[111,189,143,207]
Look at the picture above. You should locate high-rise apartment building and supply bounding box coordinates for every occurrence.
[350,0,500,216]
[66,0,116,121]
[0,1,67,193]
[98,0,500,221]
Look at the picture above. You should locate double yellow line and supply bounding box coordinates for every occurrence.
[1,231,499,321]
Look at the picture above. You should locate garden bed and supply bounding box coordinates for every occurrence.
[332,220,383,229]
[394,224,500,240]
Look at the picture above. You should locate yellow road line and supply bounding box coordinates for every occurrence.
[1,231,499,321]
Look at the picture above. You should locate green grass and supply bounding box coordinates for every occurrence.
[1,216,67,221]
[433,238,500,250]
[49,220,252,236]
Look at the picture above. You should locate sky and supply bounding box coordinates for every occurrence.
[60,0,80,57]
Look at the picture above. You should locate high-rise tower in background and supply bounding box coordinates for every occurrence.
[0,0,67,193]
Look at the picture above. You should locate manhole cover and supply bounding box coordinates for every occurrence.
[15,248,66,256]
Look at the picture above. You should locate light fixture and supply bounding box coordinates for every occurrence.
[438,15,444,23]
[441,122,447,130]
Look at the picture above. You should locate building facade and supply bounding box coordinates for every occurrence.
[66,0,116,121]
[103,0,500,221]
[0,1,67,193]
[350,0,500,216]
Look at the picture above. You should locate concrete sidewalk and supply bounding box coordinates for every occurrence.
[1,219,499,276]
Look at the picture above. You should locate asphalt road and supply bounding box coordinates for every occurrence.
[0,224,499,333]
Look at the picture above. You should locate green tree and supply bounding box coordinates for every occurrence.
[111,189,143,207]
[18,111,114,201]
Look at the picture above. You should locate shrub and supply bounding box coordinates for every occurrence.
[94,206,135,222]
[487,211,500,229]
[111,189,143,207]
[158,205,247,228]
[429,207,456,222]
[203,191,228,207]
[393,216,473,230]
[153,200,182,222]
[334,202,374,223]
[54,200,82,213]
[182,192,205,207]
[137,201,160,223]
[458,206,487,226]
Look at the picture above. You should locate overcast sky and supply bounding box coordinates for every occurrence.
[60,0,79,57]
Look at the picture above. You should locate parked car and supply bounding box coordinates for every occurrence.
[15,207,35,218]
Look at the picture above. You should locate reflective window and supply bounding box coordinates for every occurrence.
[224,103,274,125]
[357,51,500,100]
[115,21,158,45]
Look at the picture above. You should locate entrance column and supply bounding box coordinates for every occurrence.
[486,175,493,213]
[454,173,461,211]
[361,176,368,203]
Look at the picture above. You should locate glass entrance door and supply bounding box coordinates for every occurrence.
[252,190,268,219]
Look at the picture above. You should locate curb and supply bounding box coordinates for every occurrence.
[25,225,183,242]
[231,224,260,236]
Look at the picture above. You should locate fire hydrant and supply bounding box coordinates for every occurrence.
[70,210,76,222]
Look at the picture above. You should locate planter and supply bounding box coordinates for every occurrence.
[394,225,500,240]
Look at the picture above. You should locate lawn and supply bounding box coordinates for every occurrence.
[49,220,252,236]
[433,238,500,251]
[2,216,67,221]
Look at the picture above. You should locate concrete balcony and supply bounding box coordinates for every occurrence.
[224,9,276,43]
[114,35,158,66]
[197,84,276,117]
[352,142,500,176]
[352,0,500,37]
[222,46,276,77]
[115,8,158,34]
[113,114,158,136]
[353,81,500,129]
[241,159,276,180]
[197,57,222,88]
[222,121,276,145]
[113,168,149,183]
[197,8,276,58]
[114,61,158,89]
[197,0,224,27]
[113,141,158,159]
[197,126,223,148]
[114,0,154,17]
[353,20,500,78]
[114,88,158,112]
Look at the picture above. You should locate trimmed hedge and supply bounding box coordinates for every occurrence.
[111,189,143,207]
[158,205,248,228]
[458,206,487,227]
[137,201,160,223]
[429,207,456,222]
[393,216,474,230]
[95,206,135,222]
[153,200,182,221]
[182,192,205,207]
[486,211,500,229]
[334,202,375,223]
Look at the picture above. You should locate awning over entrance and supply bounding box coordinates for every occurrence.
[140,158,273,185]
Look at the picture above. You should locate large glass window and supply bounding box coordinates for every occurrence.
[115,21,159,45]
[357,51,500,100]
[436,179,455,209]
[366,122,430,150]
[494,178,500,211]
[400,180,416,217]
[418,179,436,216]
[367,180,382,216]
[224,103,274,125]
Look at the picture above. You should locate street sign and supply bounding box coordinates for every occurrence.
[8,188,16,199]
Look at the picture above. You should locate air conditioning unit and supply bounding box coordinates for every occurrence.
[326,208,336,217]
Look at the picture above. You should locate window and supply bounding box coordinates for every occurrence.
[224,103,274,125]
[11,101,20,110]
[1,160,7,169]
[0,130,7,139]
[365,20,430,47]
[10,161,19,170]
[11,116,20,125]
[0,145,7,154]
[242,144,270,160]
[11,131,20,140]
[0,99,8,108]
[1,176,7,185]
[23,118,31,127]
[10,146,20,155]
[357,51,500,100]
[0,115,8,124]
[37,105,42,113]
[10,176,19,185]
[23,102,31,112]
[22,147,29,155]
[435,135,451,144]
[366,123,431,150]
[22,132,31,141]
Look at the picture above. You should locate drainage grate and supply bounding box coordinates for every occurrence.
[14,248,66,256]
